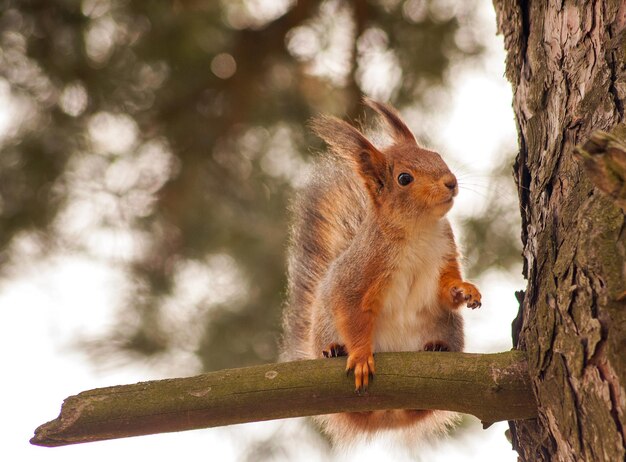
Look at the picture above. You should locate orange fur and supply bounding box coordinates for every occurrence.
[336,272,388,390]
[438,255,482,309]
[281,99,481,443]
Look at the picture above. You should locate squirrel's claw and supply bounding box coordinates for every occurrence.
[323,343,347,358]
[450,282,482,309]
[346,352,375,393]
[424,341,450,352]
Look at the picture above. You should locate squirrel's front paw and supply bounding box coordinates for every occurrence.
[451,282,482,309]
[346,350,375,393]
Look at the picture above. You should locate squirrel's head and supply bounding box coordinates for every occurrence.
[311,98,457,222]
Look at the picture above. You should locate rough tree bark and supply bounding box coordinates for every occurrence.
[493,1,626,461]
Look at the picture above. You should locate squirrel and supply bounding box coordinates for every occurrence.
[281,98,481,441]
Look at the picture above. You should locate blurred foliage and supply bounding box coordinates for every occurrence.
[459,156,523,280]
[0,0,517,378]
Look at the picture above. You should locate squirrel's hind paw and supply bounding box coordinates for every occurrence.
[322,343,347,358]
[424,341,450,352]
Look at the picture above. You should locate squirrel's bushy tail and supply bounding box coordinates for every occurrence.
[281,155,368,361]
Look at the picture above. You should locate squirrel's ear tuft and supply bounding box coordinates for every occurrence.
[310,115,389,204]
[310,115,374,157]
[363,97,416,144]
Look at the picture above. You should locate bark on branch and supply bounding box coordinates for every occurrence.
[31,351,536,447]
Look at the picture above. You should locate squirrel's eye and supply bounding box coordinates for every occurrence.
[397,172,414,186]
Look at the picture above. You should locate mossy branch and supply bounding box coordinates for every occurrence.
[31,351,536,447]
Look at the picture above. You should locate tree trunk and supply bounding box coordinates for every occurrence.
[493,1,626,461]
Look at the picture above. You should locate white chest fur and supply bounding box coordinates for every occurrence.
[374,219,451,352]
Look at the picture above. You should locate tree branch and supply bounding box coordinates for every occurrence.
[31,351,536,447]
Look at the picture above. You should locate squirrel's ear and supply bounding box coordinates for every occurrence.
[310,115,389,203]
[363,97,416,144]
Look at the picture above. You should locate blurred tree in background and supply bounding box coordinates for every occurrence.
[0,0,519,375]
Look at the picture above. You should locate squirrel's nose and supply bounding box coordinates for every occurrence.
[443,175,457,191]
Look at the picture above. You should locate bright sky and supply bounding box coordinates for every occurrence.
[1,3,523,462]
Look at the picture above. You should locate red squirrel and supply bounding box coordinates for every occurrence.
[281,98,481,440]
